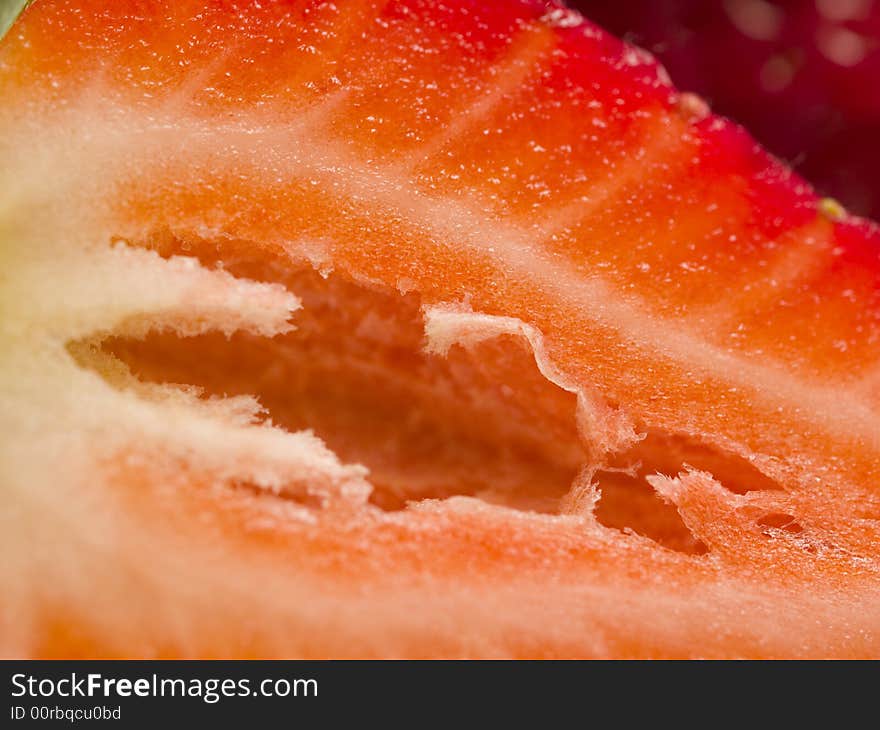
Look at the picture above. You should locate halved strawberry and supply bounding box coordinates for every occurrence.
[1,0,879,658]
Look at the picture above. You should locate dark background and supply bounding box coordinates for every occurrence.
[571,0,880,220]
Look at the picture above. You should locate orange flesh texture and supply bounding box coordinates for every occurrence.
[1,0,880,658]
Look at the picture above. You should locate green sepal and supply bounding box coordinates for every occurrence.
[0,0,33,42]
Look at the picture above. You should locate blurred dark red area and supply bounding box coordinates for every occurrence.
[570,0,880,219]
